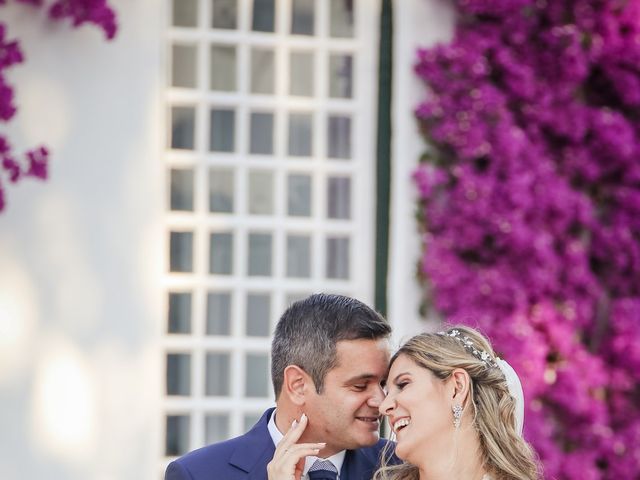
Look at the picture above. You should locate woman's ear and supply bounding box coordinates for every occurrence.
[282,365,309,406]
[450,368,471,405]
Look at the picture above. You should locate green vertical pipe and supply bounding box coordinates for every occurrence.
[375,0,393,316]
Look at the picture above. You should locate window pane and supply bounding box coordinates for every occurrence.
[166,415,190,456]
[246,293,270,337]
[329,54,352,98]
[166,353,191,395]
[287,235,311,278]
[328,115,351,159]
[289,52,314,97]
[171,106,195,150]
[250,112,274,154]
[210,109,235,152]
[212,0,237,29]
[327,176,351,219]
[330,0,354,38]
[287,174,311,216]
[244,413,262,432]
[326,236,350,279]
[205,414,230,444]
[170,168,194,211]
[168,292,191,334]
[250,49,275,94]
[206,292,231,335]
[288,113,312,157]
[210,45,236,91]
[291,0,314,35]
[209,232,233,274]
[172,44,197,88]
[245,353,269,397]
[248,171,274,215]
[173,0,197,27]
[209,168,234,213]
[252,0,275,32]
[169,231,193,272]
[205,352,231,396]
[248,233,272,276]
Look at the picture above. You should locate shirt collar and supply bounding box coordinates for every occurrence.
[267,409,346,476]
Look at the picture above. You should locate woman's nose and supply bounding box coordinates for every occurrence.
[379,393,394,416]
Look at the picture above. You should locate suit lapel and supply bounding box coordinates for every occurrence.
[228,408,276,479]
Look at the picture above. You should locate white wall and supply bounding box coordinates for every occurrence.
[0,2,164,479]
[387,0,455,347]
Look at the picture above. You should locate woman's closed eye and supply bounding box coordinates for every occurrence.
[395,380,410,391]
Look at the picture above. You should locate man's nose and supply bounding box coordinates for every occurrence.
[367,384,386,408]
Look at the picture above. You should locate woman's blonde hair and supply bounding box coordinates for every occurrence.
[374,326,541,480]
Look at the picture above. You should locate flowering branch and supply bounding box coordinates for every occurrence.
[414,0,640,478]
[0,0,117,212]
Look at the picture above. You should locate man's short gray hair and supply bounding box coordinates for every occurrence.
[271,293,391,397]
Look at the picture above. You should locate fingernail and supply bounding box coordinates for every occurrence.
[301,413,307,421]
[291,419,298,428]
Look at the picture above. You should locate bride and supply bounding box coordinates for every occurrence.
[268,326,541,480]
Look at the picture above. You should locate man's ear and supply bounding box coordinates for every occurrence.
[282,365,310,406]
[449,368,471,405]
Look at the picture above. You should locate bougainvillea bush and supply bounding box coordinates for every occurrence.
[414,0,640,478]
[0,0,117,212]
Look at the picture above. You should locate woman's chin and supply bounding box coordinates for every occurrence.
[394,441,410,461]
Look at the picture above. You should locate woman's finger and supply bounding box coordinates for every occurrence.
[280,443,326,458]
[267,443,326,480]
[268,413,331,480]
[272,442,326,469]
[275,413,309,453]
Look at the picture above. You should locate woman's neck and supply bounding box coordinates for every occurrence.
[415,427,487,480]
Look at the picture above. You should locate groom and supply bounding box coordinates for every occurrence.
[165,293,393,480]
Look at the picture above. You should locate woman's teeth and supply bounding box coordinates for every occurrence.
[394,418,411,432]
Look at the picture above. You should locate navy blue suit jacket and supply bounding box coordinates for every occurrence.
[165,408,394,480]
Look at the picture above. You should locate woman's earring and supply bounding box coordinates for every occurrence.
[452,404,463,429]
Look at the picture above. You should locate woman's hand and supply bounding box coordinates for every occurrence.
[267,413,326,480]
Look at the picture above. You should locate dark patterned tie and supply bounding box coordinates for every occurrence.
[307,459,338,480]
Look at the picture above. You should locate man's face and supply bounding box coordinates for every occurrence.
[303,338,390,454]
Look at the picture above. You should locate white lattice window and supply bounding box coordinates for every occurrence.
[162,0,380,474]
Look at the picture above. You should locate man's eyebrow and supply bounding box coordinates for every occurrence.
[344,373,379,383]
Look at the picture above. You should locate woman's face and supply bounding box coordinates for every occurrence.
[379,354,453,462]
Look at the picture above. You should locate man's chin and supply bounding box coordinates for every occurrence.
[340,433,379,451]
[356,431,380,447]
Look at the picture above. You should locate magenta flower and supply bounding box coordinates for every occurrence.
[414,0,640,477]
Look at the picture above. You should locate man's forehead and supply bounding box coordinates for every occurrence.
[331,338,390,375]
[335,337,391,351]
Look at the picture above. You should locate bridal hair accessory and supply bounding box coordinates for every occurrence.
[439,329,498,368]
[439,328,525,435]
[452,404,463,429]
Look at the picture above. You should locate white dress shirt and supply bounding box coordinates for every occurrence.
[267,409,345,479]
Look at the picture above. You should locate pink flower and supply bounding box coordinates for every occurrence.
[414,0,640,477]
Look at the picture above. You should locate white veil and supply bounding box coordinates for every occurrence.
[496,358,525,436]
